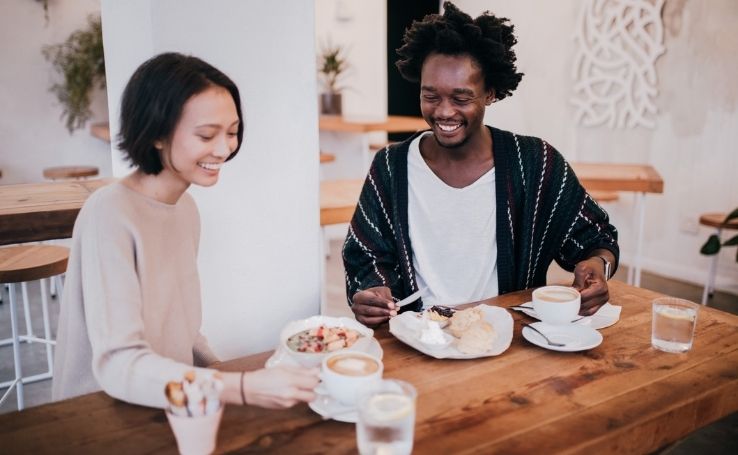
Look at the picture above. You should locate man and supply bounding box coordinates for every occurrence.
[343,2,618,327]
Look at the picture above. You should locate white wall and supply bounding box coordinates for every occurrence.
[454,0,738,295]
[102,0,321,358]
[0,0,111,184]
[315,0,387,118]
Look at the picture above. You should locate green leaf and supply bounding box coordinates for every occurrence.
[42,15,105,133]
[700,234,722,255]
[725,208,738,223]
[723,234,738,247]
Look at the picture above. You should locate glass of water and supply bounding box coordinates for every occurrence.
[652,297,699,353]
[356,379,417,455]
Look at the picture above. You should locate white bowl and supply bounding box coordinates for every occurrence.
[280,316,374,367]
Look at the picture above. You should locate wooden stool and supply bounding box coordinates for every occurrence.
[589,190,619,204]
[0,245,69,410]
[699,213,738,305]
[369,142,393,153]
[319,152,336,164]
[43,165,99,180]
[318,179,363,314]
[320,179,363,226]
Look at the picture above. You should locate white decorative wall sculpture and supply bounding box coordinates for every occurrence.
[571,0,666,129]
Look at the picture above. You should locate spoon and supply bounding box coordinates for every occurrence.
[523,324,566,347]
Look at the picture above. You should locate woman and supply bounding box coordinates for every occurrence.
[52,53,318,409]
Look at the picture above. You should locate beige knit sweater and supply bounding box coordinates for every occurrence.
[52,182,219,408]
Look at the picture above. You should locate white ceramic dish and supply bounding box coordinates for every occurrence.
[277,316,375,368]
[522,322,603,352]
[308,385,358,423]
[389,305,514,359]
[266,336,384,369]
[512,302,621,330]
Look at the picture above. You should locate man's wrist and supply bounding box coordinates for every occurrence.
[594,255,612,280]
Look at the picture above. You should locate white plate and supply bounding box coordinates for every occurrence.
[308,385,358,423]
[512,302,621,330]
[388,305,514,359]
[265,337,384,368]
[522,322,603,352]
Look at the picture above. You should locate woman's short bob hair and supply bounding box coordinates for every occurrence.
[117,52,244,175]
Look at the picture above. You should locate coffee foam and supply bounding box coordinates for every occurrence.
[328,354,379,376]
[537,289,578,303]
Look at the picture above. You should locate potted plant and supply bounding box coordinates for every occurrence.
[317,42,348,115]
[700,208,738,262]
[42,15,105,133]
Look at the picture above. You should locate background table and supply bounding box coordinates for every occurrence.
[572,162,664,287]
[319,115,428,171]
[0,179,114,245]
[2,281,736,454]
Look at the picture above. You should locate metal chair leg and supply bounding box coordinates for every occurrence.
[701,228,721,306]
[39,279,54,375]
[7,283,25,409]
[21,282,34,341]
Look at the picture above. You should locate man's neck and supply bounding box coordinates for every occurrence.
[418,126,495,188]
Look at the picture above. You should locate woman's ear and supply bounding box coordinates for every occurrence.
[154,140,164,150]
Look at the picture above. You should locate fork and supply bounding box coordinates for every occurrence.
[523,324,566,347]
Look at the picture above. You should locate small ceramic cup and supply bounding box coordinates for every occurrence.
[532,285,581,325]
[321,351,383,406]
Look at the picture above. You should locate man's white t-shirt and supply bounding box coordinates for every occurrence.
[408,133,499,308]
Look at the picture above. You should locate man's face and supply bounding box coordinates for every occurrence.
[419,53,494,149]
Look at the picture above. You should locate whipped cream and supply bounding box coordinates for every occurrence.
[418,320,447,345]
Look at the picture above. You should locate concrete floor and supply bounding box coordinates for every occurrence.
[1,241,737,453]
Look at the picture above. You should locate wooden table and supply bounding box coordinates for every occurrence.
[571,162,664,288]
[0,179,114,245]
[319,115,428,171]
[319,115,428,134]
[3,281,736,454]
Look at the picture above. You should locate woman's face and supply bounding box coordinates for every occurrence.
[157,85,240,187]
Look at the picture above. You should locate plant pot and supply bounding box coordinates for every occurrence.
[320,92,342,115]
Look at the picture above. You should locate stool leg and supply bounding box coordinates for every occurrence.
[701,228,721,305]
[49,274,57,298]
[8,283,25,410]
[55,275,65,299]
[39,279,54,375]
[21,282,35,341]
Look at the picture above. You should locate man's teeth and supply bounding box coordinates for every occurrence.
[437,123,461,132]
[198,162,222,170]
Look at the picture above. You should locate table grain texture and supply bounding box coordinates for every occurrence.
[1,281,736,454]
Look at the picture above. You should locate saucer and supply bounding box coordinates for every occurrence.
[522,322,603,352]
[308,386,358,423]
[265,336,383,368]
[512,302,621,330]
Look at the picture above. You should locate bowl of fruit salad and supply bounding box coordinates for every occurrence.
[280,316,374,367]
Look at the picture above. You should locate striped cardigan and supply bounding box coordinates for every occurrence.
[342,126,619,312]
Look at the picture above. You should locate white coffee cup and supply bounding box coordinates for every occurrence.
[532,285,581,325]
[321,351,383,406]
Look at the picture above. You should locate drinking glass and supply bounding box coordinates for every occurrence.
[651,297,699,353]
[356,379,417,455]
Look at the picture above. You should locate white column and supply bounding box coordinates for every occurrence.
[101,0,321,357]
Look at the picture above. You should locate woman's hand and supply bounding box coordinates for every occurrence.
[241,366,320,409]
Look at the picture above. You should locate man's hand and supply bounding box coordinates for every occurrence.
[351,286,396,327]
[572,257,609,316]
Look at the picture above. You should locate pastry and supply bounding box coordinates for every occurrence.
[457,320,496,355]
[448,307,484,337]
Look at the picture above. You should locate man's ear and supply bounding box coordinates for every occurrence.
[486,89,497,106]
